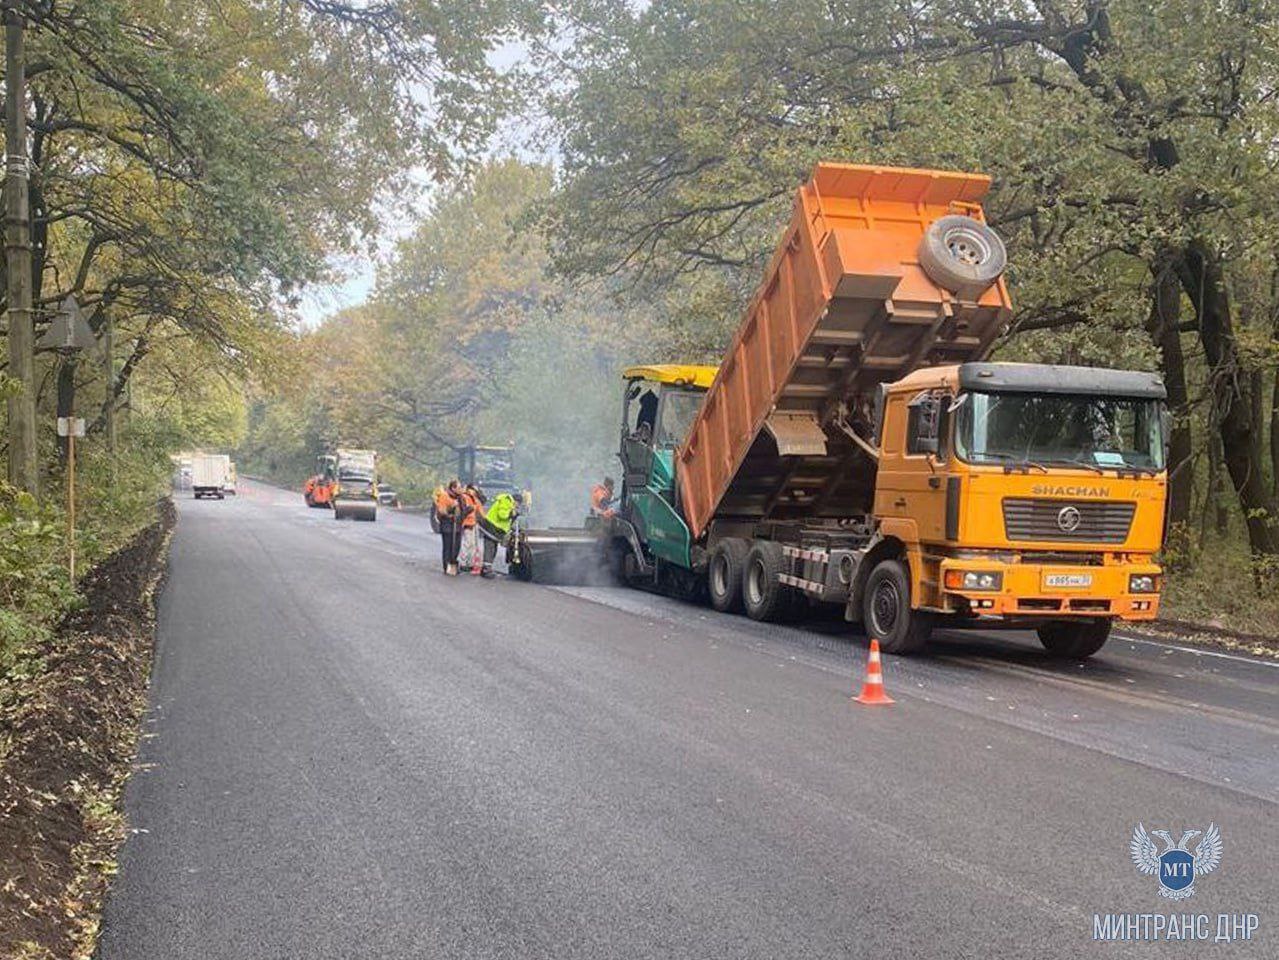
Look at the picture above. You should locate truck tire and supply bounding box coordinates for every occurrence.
[742,541,789,622]
[862,559,931,654]
[918,215,1006,298]
[708,538,749,613]
[1037,619,1111,659]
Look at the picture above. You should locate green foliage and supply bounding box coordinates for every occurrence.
[3,0,544,524]
[0,483,76,666]
[73,427,174,566]
[527,0,1279,593]
[1,415,177,669]
[1162,535,1279,635]
[240,157,701,513]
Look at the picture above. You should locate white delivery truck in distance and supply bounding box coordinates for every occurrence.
[192,454,231,500]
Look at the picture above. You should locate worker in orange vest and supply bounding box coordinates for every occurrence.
[434,480,470,575]
[460,484,486,575]
[590,477,617,519]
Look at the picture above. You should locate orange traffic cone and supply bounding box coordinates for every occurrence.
[854,639,895,705]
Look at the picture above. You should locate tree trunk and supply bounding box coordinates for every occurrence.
[4,7,37,494]
[1177,239,1279,555]
[1271,363,1279,498]
[1250,369,1265,479]
[1145,257,1192,527]
[89,332,149,434]
[1209,428,1229,537]
[1271,304,1279,496]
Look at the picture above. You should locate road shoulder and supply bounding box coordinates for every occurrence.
[0,500,174,960]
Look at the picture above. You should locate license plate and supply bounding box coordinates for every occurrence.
[1045,573,1092,589]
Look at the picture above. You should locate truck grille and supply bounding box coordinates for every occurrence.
[1002,498,1135,544]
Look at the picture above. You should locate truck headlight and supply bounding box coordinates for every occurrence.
[1129,574,1159,593]
[945,570,1003,591]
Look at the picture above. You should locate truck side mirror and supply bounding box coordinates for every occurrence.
[1160,407,1172,465]
[908,392,942,455]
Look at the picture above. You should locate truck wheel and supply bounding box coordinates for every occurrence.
[708,538,749,613]
[862,559,931,654]
[742,541,789,622]
[1037,619,1111,659]
[918,214,1006,298]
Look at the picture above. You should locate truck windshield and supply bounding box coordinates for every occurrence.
[954,391,1164,471]
[659,389,705,446]
[474,450,513,484]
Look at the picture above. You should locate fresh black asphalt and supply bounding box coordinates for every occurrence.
[96,481,1279,958]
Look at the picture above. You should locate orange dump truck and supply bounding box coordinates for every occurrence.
[512,163,1168,658]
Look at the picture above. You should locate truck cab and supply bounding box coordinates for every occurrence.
[614,366,717,576]
[871,362,1166,655]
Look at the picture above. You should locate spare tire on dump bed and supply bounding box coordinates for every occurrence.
[917,214,1006,300]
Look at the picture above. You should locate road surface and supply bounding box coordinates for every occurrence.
[98,480,1278,958]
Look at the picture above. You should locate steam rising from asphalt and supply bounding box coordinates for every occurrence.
[486,315,626,512]
[464,314,642,581]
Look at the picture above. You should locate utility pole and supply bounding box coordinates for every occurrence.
[4,0,36,494]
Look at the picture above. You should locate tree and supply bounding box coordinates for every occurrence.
[241,158,680,501]
[538,0,1279,556]
[348,160,561,463]
[3,0,540,497]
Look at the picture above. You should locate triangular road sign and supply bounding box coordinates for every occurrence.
[37,295,98,353]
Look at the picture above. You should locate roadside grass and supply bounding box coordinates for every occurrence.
[0,437,169,675]
[0,500,174,959]
[1160,529,1279,637]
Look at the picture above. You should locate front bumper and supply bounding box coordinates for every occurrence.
[939,559,1161,620]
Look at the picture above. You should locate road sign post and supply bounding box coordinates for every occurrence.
[40,296,94,580]
[55,415,85,579]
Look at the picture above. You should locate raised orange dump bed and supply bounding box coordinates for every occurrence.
[676,163,1013,540]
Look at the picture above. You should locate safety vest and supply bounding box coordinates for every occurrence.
[434,486,458,521]
[591,484,614,515]
[461,491,480,527]
[486,493,517,534]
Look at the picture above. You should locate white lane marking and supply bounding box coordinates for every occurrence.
[1114,633,1279,669]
